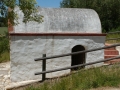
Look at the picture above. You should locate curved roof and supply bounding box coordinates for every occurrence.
[14,7,102,33]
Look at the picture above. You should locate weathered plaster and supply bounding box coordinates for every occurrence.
[13,7,101,33]
[10,36,105,82]
[9,7,105,82]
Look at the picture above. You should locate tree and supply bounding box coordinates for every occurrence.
[0,0,43,57]
[60,0,120,32]
[0,33,9,57]
[0,0,43,26]
[0,17,7,27]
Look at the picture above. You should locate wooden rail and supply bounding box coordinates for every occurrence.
[34,44,120,81]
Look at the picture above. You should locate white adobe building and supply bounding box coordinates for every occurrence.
[9,7,106,82]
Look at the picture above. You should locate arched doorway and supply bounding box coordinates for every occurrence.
[71,45,85,71]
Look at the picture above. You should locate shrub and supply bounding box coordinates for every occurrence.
[0,31,9,57]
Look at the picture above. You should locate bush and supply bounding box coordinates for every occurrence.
[109,26,120,32]
[0,31,9,57]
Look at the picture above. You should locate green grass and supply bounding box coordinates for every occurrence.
[106,33,120,43]
[22,65,120,90]
[0,27,8,35]
[0,27,9,63]
[0,51,10,63]
[105,27,120,43]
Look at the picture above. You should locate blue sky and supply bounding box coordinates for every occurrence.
[36,0,62,8]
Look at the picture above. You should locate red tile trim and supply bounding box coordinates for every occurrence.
[9,33,106,36]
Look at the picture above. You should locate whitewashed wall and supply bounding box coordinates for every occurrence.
[13,7,101,33]
[9,7,105,82]
[10,36,105,82]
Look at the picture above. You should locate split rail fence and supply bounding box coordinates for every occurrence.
[34,31,120,81]
[34,43,120,81]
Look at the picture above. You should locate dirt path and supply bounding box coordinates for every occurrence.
[0,62,40,90]
[0,62,10,90]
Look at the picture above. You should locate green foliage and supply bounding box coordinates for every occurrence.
[0,31,9,57]
[0,0,7,17]
[109,26,120,32]
[0,17,7,27]
[0,27,8,34]
[60,0,120,32]
[106,27,120,43]
[0,0,8,27]
[25,65,120,90]
[18,0,43,23]
[0,51,10,63]
[0,27,9,62]
[0,0,43,26]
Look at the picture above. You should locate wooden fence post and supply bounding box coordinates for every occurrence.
[42,54,46,81]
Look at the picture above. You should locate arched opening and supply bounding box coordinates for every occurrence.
[71,45,85,71]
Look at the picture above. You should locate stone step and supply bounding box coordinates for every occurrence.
[104,43,120,65]
[105,43,116,50]
[104,50,119,55]
[105,47,116,50]
[104,59,120,65]
[104,55,118,59]
[105,43,113,46]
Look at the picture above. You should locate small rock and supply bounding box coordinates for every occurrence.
[0,80,4,85]
[0,65,5,68]
[4,75,10,80]
[0,74,4,79]
[0,69,9,75]
[0,87,4,90]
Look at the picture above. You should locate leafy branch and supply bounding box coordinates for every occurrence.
[1,0,43,26]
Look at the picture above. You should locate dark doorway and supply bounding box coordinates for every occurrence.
[71,45,85,71]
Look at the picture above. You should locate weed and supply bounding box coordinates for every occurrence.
[24,65,120,90]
